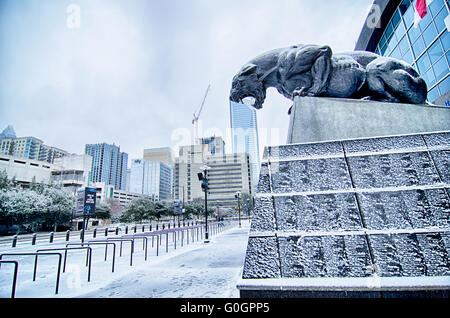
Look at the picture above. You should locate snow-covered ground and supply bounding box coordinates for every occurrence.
[0,221,250,298]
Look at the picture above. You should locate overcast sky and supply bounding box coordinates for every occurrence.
[0,0,374,162]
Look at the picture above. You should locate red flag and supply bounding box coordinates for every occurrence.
[414,0,434,27]
[415,0,427,18]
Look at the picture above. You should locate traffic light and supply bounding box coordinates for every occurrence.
[201,178,208,192]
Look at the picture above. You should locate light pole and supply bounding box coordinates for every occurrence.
[198,165,210,243]
[235,191,241,228]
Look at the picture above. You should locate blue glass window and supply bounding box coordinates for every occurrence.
[417,52,431,72]
[441,32,450,51]
[408,25,422,44]
[379,33,387,49]
[385,22,394,40]
[423,67,436,87]
[434,7,448,33]
[394,20,406,39]
[398,34,410,55]
[429,0,445,16]
[433,56,449,81]
[391,46,402,59]
[392,10,402,29]
[419,9,433,30]
[438,75,449,96]
[427,86,440,102]
[403,4,415,27]
[402,50,414,65]
[386,35,398,54]
[399,0,411,15]
[380,43,388,55]
[428,39,444,64]
[412,36,426,57]
[422,23,438,47]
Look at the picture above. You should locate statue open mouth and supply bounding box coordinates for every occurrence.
[241,96,256,107]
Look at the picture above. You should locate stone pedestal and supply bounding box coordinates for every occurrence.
[287,97,450,144]
[239,97,450,298]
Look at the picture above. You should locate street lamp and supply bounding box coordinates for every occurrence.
[235,191,241,228]
[198,165,210,242]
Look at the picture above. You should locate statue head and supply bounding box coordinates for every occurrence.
[230,63,266,109]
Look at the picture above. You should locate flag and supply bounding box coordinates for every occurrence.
[414,0,434,27]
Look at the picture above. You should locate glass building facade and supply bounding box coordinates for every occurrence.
[359,0,450,105]
[85,143,128,190]
[229,101,260,190]
[129,159,173,201]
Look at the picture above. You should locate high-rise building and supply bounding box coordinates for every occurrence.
[0,135,68,164]
[173,137,252,207]
[206,153,253,209]
[84,143,128,190]
[356,0,450,105]
[129,159,173,201]
[0,125,16,142]
[229,101,260,190]
[143,147,174,166]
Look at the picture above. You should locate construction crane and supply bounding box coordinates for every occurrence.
[192,84,211,145]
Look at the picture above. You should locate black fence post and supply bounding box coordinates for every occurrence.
[65,230,70,241]
[49,232,54,243]
[125,226,128,234]
[31,233,37,245]
[105,228,108,237]
[12,235,18,248]
[93,228,97,238]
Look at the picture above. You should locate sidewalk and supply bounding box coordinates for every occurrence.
[78,221,250,298]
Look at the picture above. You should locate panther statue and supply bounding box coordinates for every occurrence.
[230,44,427,110]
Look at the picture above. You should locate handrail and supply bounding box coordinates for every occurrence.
[0,260,18,298]
[0,252,62,294]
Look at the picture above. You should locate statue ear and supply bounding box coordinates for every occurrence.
[240,64,257,76]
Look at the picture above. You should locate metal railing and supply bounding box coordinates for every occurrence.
[0,220,236,297]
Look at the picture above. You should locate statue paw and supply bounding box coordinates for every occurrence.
[292,87,308,98]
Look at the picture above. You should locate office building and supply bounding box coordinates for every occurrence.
[173,137,252,208]
[230,101,260,190]
[51,154,93,195]
[356,0,450,105]
[84,143,128,190]
[129,158,173,201]
[143,147,174,166]
[206,153,253,209]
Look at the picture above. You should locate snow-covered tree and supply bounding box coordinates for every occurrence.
[0,187,49,231]
[120,196,155,223]
[42,186,75,231]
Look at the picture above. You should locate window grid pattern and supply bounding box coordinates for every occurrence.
[374,0,450,103]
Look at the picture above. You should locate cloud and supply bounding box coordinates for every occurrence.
[0,0,373,161]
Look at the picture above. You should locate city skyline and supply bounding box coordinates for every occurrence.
[0,0,374,162]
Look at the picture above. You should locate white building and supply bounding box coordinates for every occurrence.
[51,154,93,195]
[0,154,54,185]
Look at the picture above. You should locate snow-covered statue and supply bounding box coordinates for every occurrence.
[230,44,427,110]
